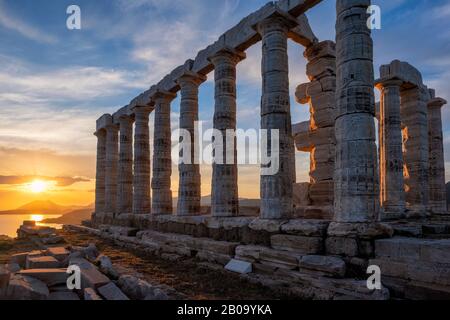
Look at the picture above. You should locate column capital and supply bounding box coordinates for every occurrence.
[132,105,153,117]
[428,97,447,109]
[176,71,206,88]
[105,123,119,132]
[151,89,177,103]
[118,114,134,124]
[375,77,403,90]
[94,128,106,137]
[208,47,246,66]
[252,9,298,35]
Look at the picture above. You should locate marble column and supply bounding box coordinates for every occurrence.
[428,95,448,214]
[209,48,245,217]
[176,72,205,216]
[334,0,379,222]
[117,115,134,214]
[94,129,106,214]
[152,91,176,215]
[105,124,119,214]
[256,13,297,219]
[401,86,429,216]
[376,78,405,219]
[133,106,152,215]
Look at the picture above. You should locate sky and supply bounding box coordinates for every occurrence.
[0,0,449,210]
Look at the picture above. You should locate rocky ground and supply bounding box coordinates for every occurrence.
[0,229,289,300]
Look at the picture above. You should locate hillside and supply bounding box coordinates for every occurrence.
[0,200,91,216]
[42,208,93,225]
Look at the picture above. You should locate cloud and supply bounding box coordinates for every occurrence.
[0,175,90,187]
[0,0,57,44]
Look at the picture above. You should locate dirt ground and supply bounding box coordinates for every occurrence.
[1,230,288,300]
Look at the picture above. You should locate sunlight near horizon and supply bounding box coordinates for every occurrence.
[28,180,49,193]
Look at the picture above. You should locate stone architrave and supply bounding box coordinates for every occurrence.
[152,90,177,215]
[208,48,246,217]
[334,0,380,223]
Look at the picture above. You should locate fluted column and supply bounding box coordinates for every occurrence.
[376,78,405,219]
[334,0,379,222]
[176,72,205,216]
[133,106,152,215]
[117,115,134,214]
[105,124,119,214]
[209,48,245,217]
[428,96,448,214]
[152,91,176,215]
[94,129,107,214]
[256,13,297,219]
[401,86,429,216]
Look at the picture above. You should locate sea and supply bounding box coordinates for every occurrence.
[0,214,62,238]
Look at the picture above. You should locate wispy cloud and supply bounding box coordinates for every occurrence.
[0,0,57,44]
[0,175,90,187]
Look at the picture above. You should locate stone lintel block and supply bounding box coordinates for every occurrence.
[379,60,423,88]
[281,219,330,237]
[288,14,318,47]
[270,234,323,254]
[249,218,288,233]
[277,0,324,17]
[327,222,394,240]
[428,97,447,108]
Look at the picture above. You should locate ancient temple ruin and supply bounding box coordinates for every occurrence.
[87,0,450,300]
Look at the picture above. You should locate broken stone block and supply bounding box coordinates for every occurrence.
[48,292,80,300]
[26,256,60,269]
[259,248,302,268]
[6,274,49,300]
[98,282,129,300]
[84,287,103,300]
[95,255,119,279]
[298,255,346,278]
[225,259,252,274]
[270,234,323,254]
[5,263,20,273]
[196,250,232,266]
[19,269,70,287]
[293,183,311,207]
[69,257,110,289]
[10,252,29,268]
[235,245,264,262]
[46,247,70,262]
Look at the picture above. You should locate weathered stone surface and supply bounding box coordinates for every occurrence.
[94,129,106,214]
[117,275,169,300]
[293,183,311,207]
[298,255,346,277]
[104,123,119,214]
[84,287,103,300]
[117,115,134,214]
[249,218,288,233]
[225,259,252,274]
[270,234,322,254]
[45,247,70,262]
[69,257,110,289]
[10,252,30,268]
[96,255,119,279]
[18,269,69,286]
[325,237,358,257]
[26,256,60,269]
[0,265,10,295]
[281,219,329,237]
[98,282,129,300]
[6,274,49,300]
[327,222,394,239]
[334,0,380,223]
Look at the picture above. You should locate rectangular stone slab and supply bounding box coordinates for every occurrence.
[26,256,60,269]
[225,259,252,274]
[19,269,69,287]
[98,282,129,300]
[46,247,70,262]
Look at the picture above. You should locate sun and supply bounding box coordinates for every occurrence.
[29,180,48,193]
